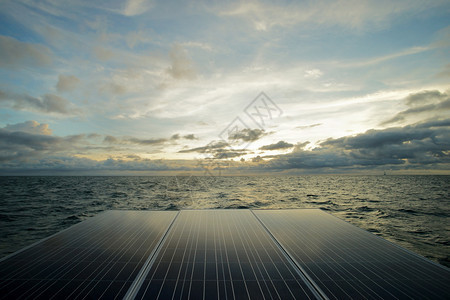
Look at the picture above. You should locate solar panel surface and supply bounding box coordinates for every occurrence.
[1,209,449,300]
[0,210,177,300]
[254,209,450,300]
[134,210,319,300]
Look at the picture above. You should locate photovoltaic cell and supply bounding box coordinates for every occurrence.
[253,209,450,300]
[0,210,177,300]
[134,210,319,300]
[2,209,448,300]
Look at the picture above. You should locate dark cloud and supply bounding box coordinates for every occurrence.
[257,119,450,172]
[259,141,294,150]
[296,123,322,129]
[0,90,78,114]
[179,141,247,159]
[179,141,229,153]
[0,156,190,175]
[252,156,263,162]
[56,75,80,92]
[3,121,52,135]
[381,90,450,125]
[229,128,267,142]
[212,149,247,159]
[127,137,167,145]
[183,134,197,140]
[103,135,167,145]
[0,35,52,69]
[0,129,84,162]
[171,133,197,140]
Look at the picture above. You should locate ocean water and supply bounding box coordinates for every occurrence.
[0,175,449,268]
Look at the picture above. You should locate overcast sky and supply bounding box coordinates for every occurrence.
[0,0,449,175]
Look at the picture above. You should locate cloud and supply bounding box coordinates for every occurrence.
[100,82,127,95]
[212,149,247,159]
[56,75,80,92]
[218,0,447,31]
[179,140,249,160]
[0,129,84,162]
[436,64,450,78]
[0,35,52,69]
[296,123,322,130]
[2,121,52,135]
[103,135,167,146]
[259,141,294,150]
[183,134,198,140]
[0,90,79,115]
[228,128,267,142]
[346,46,430,68]
[171,133,198,140]
[179,141,229,153]
[167,44,197,80]
[381,90,450,125]
[121,0,154,16]
[258,119,450,171]
[304,69,323,79]
[93,46,114,61]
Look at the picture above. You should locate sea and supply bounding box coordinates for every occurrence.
[0,175,449,268]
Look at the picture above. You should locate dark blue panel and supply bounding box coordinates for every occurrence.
[254,209,450,300]
[0,210,177,300]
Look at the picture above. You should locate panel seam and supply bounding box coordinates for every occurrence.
[250,209,329,300]
[123,210,181,300]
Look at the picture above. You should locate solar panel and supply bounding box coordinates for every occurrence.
[2,209,448,299]
[0,210,178,300]
[132,210,319,300]
[253,209,450,300]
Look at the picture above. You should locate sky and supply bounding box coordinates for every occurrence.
[0,0,449,175]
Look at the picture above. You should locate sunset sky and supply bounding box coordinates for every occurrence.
[0,0,449,175]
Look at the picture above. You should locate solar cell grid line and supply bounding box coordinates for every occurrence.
[59,211,176,300]
[18,210,151,300]
[0,210,109,265]
[224,210,319,300]
[287,210,449,299]
[254,209,450,300]
[260,211,446,297]
[0,211,141,300]
[255,210,369,299]
[0,211,117,298]
[249,210,329,300]
[130,208,192,299]
[122,210,181,300]
[215,210,233,299]
[231,210,315,299]
[298,214,413,299]
[0,211,111,283]
[311,211,450,299]
[21,211,144,300]
[0,210,178,300]
[229,211,291,299]
[256,209,422,300]
[135,209,320,300]
[274,213,403,299]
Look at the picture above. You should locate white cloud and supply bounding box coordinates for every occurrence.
[304,69,323,79]
[344,46,431,68]
[219,0,448,31]
[122,0,154,16]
